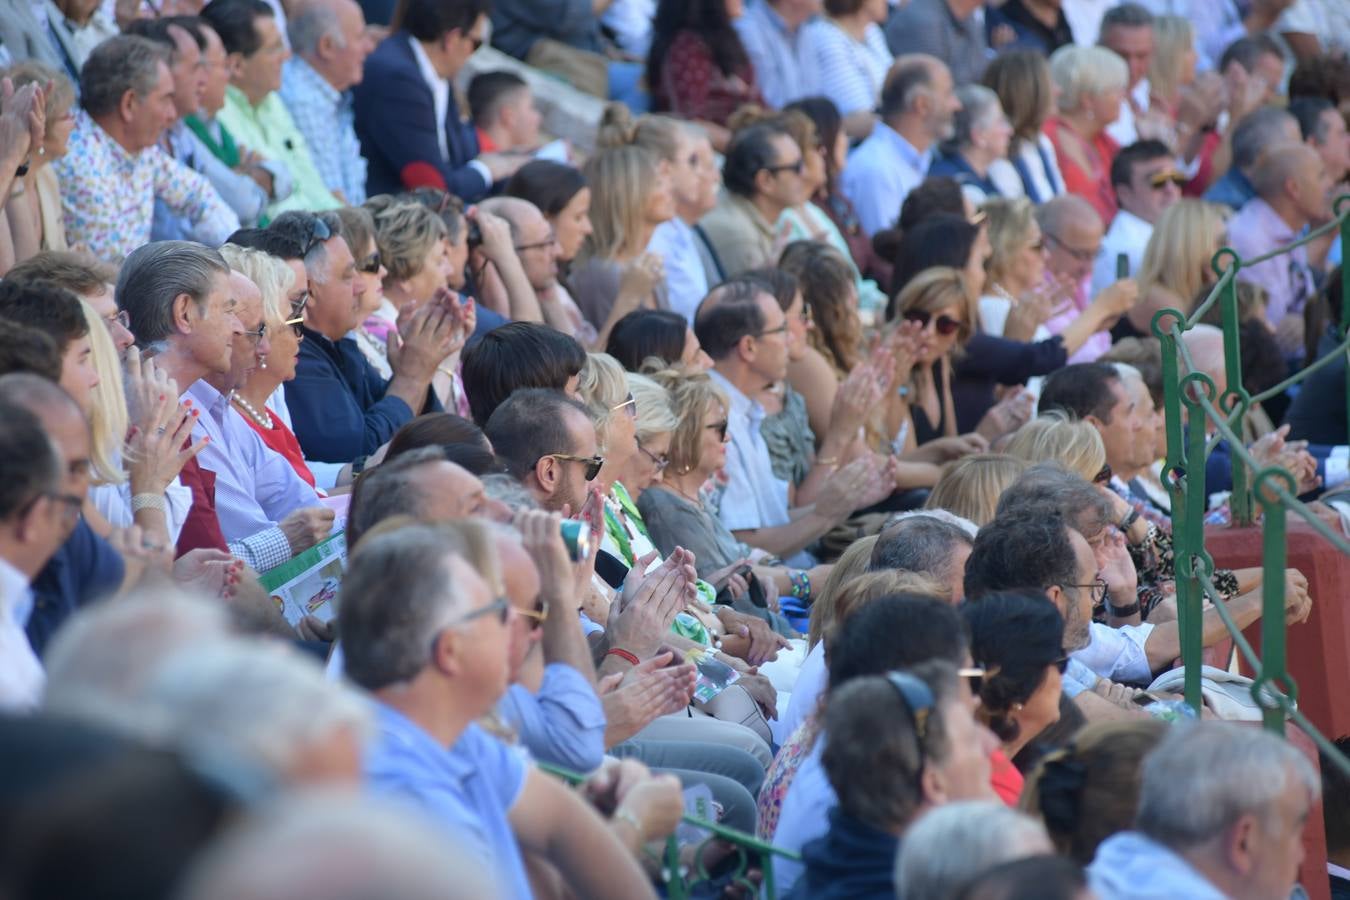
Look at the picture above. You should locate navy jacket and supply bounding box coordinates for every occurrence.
[953,332,1069,433]
[352,32,491,201]
[787,808,899,900]
[285,327,439,464]
[27,518,125,657]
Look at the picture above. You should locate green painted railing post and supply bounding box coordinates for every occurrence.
[1178,373,1215,714]
[1213,251,1252,527]
[1339,196,1350,447]
[1252,470,1298,736]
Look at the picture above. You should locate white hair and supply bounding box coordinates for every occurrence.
[177,790,496,900]
[885,507,980,539]
[145,638,372,778]
[1137,722,1319,850]
[895,801,1053,899]
[42,588,231,736]
[1050,45,1129,112]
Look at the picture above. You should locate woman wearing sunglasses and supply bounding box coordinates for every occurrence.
[961,591,1068,804]
[218,245,317,488]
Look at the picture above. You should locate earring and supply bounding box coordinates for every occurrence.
[1012,702,1024,712]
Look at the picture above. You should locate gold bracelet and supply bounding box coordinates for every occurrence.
[816,456,840,468]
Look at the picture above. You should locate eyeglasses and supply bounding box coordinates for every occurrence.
[958,665,990,695]
[301,215,332,259]
[282,315,305,338]
[755,322,790,338]
[611,393,637,418]
[638,443,670,472]
[903,309,962,336]
[764,158,804,176]
[1053,654,1070,674]
[358,252,382,274]
[1093,463,1113,485]
[1064,575,1109,607]
[44,490,84,523]
[429,596,511,655]
[1148,170,1187,189]
[799,305,814,325]
[104,309,131,330]
[1044,232,1100,264]
[240,322,267,345]
[885,670,935,787]
[514,599,550,628]
[514,232,558,254]
[547,453,605,481]
[1027,238,1046,252]
[706,419,729,442]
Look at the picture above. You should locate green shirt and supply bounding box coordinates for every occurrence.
[217,86,340,218]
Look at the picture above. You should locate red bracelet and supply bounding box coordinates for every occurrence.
[606,648,639,666]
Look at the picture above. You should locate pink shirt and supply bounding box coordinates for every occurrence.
[1043,273,1112,363]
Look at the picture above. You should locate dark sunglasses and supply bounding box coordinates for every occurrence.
[301,215,332,259]
[358,252,382,274]
[706,419,729,442]
[764,159,804,176]
[885,670,935,787]
[514,599,550,629]
[549,453,605,481]
[1093,463,1113,485]
[903,309,962,336]
[1148,170,1187,189]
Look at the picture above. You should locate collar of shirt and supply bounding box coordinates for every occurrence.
[753,0,803,38]
[185,378,235,428]
[0,556,33,629]
[873,122,931,176]
[1109,207,1153,245]
[73,109,139,172]
[285,56,342,107]
[375,702,475,780]
[708,368,765,431]
[409,35,451,163]
[1237,196,1298,245]
[1330,862,1350,881]
[726,192,775,241]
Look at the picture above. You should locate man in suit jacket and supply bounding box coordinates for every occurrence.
[353,0,523,200]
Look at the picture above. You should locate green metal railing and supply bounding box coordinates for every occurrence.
[1155,193,1350,778]
[539,762,800,898]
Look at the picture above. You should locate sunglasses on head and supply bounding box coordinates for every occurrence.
[903,309,962,336]
[885,670,935,788]
[1148,170,1187,189]
[548,453,605,481]
[301,216,331,259]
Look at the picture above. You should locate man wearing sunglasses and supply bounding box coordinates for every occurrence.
[1092,139,1181,295]
[485,388,601,516]
[344,523,659,900]
[699,121,809,278]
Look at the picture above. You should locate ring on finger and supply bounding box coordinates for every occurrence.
[155,426,168,435]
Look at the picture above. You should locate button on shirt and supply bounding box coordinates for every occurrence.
[1227,197,1316,336]
[648,217,710,324]
[186,381,321,570]
[734,0,821,110]
[280,57,368,204]
[53,110,239,264]
[364,705,528,899]
[841,122,931,237]
[708,371,791,534]
[218,86,342,218]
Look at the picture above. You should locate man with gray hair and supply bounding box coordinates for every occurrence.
[1203,105,1301,211]
[52,34,239,264]
[1098,3,1155,147]
[842,54,963,237]
[280,0,375,204]
[341,522,661,900]
[1089,722,1319,900]
[869,511,975,602]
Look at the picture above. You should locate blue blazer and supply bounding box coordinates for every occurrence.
[353,32,491,201]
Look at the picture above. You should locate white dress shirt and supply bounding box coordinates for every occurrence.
[1072,621,1156,687]
[0,556,43,712]
[647,218,710,325]
[1093,208,1153,295]
[707,370,791,534]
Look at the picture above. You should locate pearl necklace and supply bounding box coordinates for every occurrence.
[230,392,273,429]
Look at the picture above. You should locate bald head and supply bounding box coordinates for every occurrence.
[1038,195,1104,281]
[1038,195,1100,235]
[479,197,557,292]
[1181,324,1226,396]
[1251,143,1331,226]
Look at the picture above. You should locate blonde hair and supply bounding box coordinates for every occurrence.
[892,266,979,347]
[983,196,1039,286]
[815,568,947,655]
[80,300,127,485]
[628,372,677,444]
[5,60,76,130]
[597,103,693,163]
[1148,16,1195,104]
[1005,413,1107,482]
[579,144,660,261]
[806,535,877,650]
[219,244,296,326]
[1050,45,1128,112]
[575,352,630,452]
[648,367,729,475]
[372,201,448,282]
[1136,200,1228,314]
[925,454,1028,528]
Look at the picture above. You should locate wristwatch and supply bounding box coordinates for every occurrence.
[1118,508,1141,532]
[15,156,30,178]
[1109,599,1142,618]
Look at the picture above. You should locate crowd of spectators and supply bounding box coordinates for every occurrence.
[0,0,1348,896]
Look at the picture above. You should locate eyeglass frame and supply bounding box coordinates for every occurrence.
[547,453,605,481]
[1043,231,1100,264]
[611,393,637,418]
[514,231,559,254]
[357,251,383,274]
[638,442,670,472]
[1093,463,1113,485]
[755,322,790,338]
[1148,170,1187,189]
[705,418,729,442]
[428,596,511,656]
[104,308,131,330]
[1063,575,1109,607]
[514,599,551,628]
[763,158,805,176]
[240,322,267,345]
[903,308,963,336]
